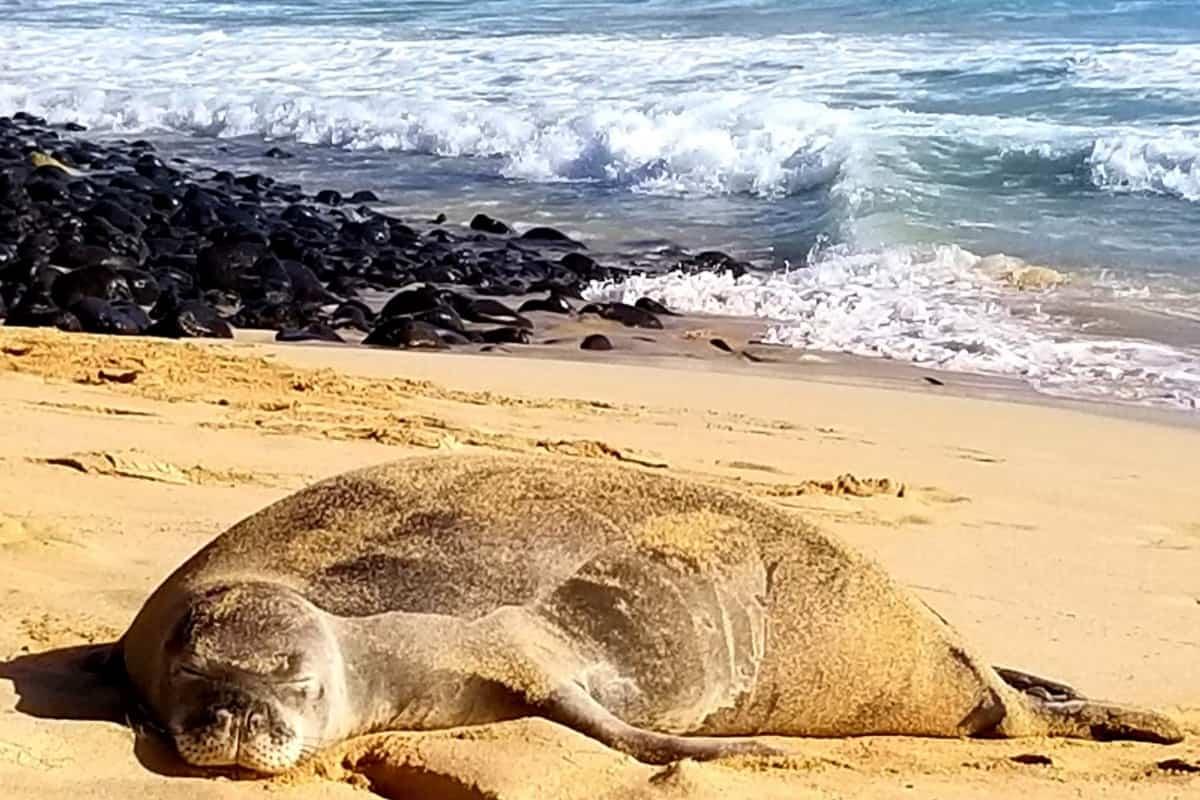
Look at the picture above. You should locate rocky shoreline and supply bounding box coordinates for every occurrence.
[0,113,754,353]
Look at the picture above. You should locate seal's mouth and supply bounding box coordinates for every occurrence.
[169,708,311,775]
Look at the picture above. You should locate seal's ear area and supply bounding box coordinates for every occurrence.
[163,604,199,654]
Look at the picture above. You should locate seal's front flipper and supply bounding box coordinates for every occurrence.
[538,682,780,765]
[1028,696,1184,744]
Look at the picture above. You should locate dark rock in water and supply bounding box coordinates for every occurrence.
[70,296,143,335]
[451,296,532,329]
[519,293,574,314]
[380,285,448,318]
[196,239,262,290]
[520,226,583,248]
[315,189,343,206]
[432,213,447,224]
[51,265,132,308]
[276,323,345,343]
[263,147,293,159]
[470,214,510,235]
[635,296,675,316]
[580,302,663,329]
[349,190,379,203]
[150,298,233,339]
[479,326,531,345]
[559,251,603,280]
[682,250,749,278]
[234,173,274,193]
[363,318,448,349]
[580,333,613,351]
[331,301,374,331]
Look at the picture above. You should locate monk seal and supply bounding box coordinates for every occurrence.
[113,454,1183,774]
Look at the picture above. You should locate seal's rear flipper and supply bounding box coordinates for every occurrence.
[539,682,780,765]
[994,666,1183,744]
[995,667,1083,702]
[1030,697,1184,745]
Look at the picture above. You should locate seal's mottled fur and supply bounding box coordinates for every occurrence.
[118,454,1183,773]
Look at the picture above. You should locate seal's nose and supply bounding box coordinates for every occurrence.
[245,709,267,735]
[213,708,234,738]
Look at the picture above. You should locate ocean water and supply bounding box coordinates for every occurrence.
[2,1,1199,408]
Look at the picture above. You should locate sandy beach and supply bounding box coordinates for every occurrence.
[0,323,1197,799]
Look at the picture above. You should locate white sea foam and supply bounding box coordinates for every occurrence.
[1089,131,1200,202]
[587,245,1200,410]
[2,24,1198,206]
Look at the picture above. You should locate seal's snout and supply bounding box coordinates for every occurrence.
[172,695,305,774]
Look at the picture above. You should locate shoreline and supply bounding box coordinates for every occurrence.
[1,113,1198,413]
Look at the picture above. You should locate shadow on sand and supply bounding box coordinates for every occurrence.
[0,642,228,779]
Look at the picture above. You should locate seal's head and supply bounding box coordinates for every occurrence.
[157,583,344,774]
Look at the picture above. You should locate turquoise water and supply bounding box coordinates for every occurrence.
[2,1,1199,406]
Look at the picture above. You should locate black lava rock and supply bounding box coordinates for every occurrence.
[635,296,675,316]
[363,318,448,349]
[519,293,574,314]
[71,296,143,335]
[580,333,613,351]
[470,214,510,235]
[150,298,233,339]
[276,323,345,343]
[479,326,531,345]
[580,302,663,329]
[451,296,532,329]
